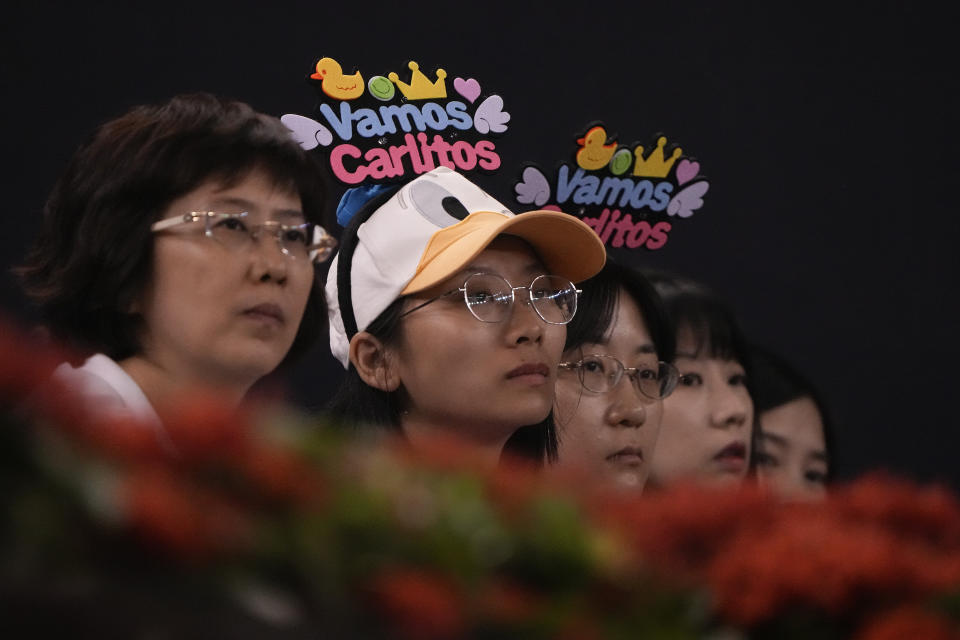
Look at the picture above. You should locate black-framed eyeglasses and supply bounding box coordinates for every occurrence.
[151,211,337,263]
[400,272,581,324]
[559,354,680,400]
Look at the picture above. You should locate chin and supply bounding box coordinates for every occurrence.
[218,349,286,382]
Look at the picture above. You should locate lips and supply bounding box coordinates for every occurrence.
[242,303,285,325]
[506,362,550,379]
[713,441,748,473]
[714,441,747,461]
[606,447,644,466]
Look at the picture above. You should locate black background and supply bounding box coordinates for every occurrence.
[3,2,956,487]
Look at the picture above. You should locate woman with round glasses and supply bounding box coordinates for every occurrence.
[642,270,755,489]
[552,260,678,491]
[18,93,335,435]
[325,167,606,468]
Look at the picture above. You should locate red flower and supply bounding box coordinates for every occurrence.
[365,568,466,640]
[475,577,544,624]
[855,605,960,640]
[124,465,253,561]
[158,392,252,463]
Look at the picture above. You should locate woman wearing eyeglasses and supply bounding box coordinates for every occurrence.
[18,93,335,436]
[552,260,678,491]
[642,271,756,489]
[325,167,606,468]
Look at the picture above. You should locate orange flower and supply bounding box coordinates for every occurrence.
[365,567,466,640]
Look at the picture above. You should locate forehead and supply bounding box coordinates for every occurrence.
[182,170,303,218]
[602,291,654,348]
[761,396,825,448]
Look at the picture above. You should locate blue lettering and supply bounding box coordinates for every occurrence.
[445,101,472,130]
[650,182,674,211]
[573,175,601,204]
[355,108,382,138]
[319,102,354,140]
[556,165,586,204]
[378,104,426,133]
[421,103,447,130]
[628,180,654,209]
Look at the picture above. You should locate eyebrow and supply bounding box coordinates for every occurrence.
[759,431,789,448]
[761,431,829,461]
[211,196,305,221]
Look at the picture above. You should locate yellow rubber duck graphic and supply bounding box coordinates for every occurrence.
[575,126,618,171]
[311,57,364,100]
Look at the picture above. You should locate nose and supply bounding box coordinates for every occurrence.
[504,288,543,346]
[248,229,288,285]
[604,377,647,428]
[709,387,751,430]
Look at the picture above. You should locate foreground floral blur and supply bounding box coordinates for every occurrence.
[2,315,959,639]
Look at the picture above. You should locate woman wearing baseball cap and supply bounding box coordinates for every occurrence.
[325,167,606,468]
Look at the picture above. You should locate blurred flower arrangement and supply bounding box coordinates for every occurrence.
[2,315,959,639]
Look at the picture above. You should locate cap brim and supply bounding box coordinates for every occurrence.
[401,210,606,295]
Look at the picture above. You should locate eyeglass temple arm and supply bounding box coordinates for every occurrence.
[398,287,463,318]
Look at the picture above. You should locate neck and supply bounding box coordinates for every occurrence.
[400,413,517,472]
[119,353,253,415]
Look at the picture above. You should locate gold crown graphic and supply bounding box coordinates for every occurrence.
[633,136,682,178]
[388,61,447,100]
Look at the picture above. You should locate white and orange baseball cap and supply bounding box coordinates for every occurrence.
[325,167,606,367]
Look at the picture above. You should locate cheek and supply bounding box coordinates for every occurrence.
[557,395,607,457]
[542,326,566,362]
[661,393,699,432]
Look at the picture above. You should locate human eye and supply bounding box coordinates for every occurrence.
[213,215,248,233]
[581,357,606,375]
[678,372,703,387]
[466,286,497,305]
[729,372,748,387]
[754,451,779,468]
[804,468,828,484]
[634,366,659,381]
[281,225,309,245]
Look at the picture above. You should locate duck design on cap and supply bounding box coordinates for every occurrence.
[401,168,511,229]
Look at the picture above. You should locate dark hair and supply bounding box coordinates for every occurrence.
[643,269,759,472]
[642,269,749,367]
[325,183,557,465]
[750,345,835,480]
[17,92,328,361]
[564,258,675,363]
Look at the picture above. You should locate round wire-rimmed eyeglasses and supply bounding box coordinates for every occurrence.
[399,272,582,324]
[150,211,337,263]
[559,353,680,400]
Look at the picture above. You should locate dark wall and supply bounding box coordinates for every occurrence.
[3,3,956,487]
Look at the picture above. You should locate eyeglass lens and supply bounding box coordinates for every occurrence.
[577,355,678,399]
[462,274,577,324]
[204,214,327,262]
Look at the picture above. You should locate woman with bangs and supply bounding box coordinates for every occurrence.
[18,93,336,437]
[643,271,755,488]
[552,259,679,491]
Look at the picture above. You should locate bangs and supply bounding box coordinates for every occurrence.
[673,297,747,364]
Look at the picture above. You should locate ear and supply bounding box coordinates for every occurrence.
[349,331,401,392]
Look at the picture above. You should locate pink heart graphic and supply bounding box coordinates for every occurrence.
[453,77,481,103]
[675,159,700,185]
